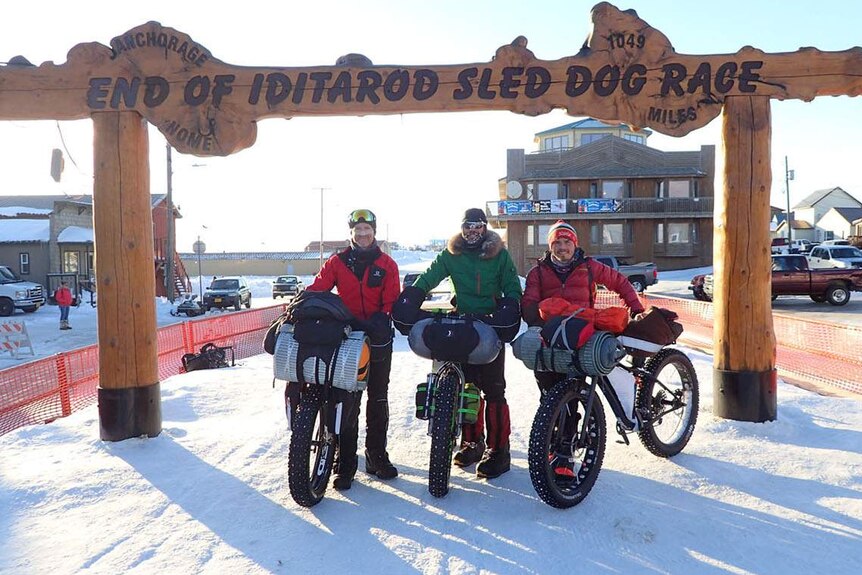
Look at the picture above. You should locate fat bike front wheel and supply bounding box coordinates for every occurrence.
[636,348,699,458]
[528,380,606,509]
[428,369,459,498]
[288,387,336,507]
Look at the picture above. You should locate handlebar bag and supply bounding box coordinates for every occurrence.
[408,316,501,365]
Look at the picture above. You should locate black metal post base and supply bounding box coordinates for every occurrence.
[713,368,777,422]
[98,382,162,441]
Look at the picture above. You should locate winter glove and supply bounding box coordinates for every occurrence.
[365,311,392,345]
[392,286,430,336]
[488,296,522,343]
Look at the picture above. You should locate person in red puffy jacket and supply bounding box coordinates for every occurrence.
[521,220,645,394]
[54,281,74,330]
[305,208,401,490]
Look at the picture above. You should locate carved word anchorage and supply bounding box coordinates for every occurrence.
[0,2,860,156]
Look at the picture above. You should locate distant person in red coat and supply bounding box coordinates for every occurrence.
[54,281,74,330]
[305,208,401,490]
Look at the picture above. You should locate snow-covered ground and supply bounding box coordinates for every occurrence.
[2,252,862,574]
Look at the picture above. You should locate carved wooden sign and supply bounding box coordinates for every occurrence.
[1,1,860,156]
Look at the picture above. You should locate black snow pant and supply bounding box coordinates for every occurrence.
[462,352,511,450]
[364,349,393,453]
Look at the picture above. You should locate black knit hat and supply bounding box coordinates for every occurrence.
[462,208,487,224]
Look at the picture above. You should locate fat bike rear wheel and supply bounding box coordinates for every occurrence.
[288,387,336,507]
[636,348,699,457]
[428,369,459,498]
[528,380,607,509]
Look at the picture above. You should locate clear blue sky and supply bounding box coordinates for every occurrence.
[2,0,860,251]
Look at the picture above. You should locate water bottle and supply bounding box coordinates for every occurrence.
[415,374,433,420]
[607,366,636,423]
[458,382,481,424]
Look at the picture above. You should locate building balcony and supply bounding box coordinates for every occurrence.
[486,197,714,221]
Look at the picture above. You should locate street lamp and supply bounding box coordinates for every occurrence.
[165,143,175,302]
[785,156,795,241]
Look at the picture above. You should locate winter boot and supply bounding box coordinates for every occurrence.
[477,401,511,478]
[454,398,486,467]
[333,457,357,491]
[453,438,485,468]
[477,445,511,479]
[365,449,398,479]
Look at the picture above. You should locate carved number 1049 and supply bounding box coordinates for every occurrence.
[608,33,645,49]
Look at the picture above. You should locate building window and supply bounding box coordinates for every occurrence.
[658,179,692,198]
[601,180,625,199]
[590,222,630,246]
[543,135,569,150]
[87,252,95,274]
[63,251,80,273]
[537,182,560,200]
[668,223,692,243]
[527,225,535,246]
[19,253,30,275]
[581,133,609,145]
[655,223,664,243]
[623,133,645,145]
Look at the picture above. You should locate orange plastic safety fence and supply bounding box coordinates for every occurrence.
[0,304,287,436]
[3,296,860,436]
[595,291,862,396]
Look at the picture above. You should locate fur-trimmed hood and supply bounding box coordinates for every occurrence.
[447,229,504,259]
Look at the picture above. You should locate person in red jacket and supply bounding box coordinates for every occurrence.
[54,281,74,330]
[521,220,645,395]
[306,208,401,490]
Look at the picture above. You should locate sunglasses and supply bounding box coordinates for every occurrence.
[349,209,376,225]
[462,221,486,231]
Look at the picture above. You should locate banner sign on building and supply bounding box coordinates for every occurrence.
[577,199,622,213]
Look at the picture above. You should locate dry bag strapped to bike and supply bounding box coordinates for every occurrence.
[271,291,370,392]
[512,313,622,376]
[181,342,235,372]
[408,316,502,365]
[618,306,684,357]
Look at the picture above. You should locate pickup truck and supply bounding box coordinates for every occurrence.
[689,254,862,306]
[0,265,47,316]
[592,255,658,292]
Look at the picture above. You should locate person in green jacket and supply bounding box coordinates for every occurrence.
[411,208,523,479]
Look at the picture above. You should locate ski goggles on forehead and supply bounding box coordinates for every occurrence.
[349,209,376,225]
[462,221,486,230]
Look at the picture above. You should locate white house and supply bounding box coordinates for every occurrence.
[817,207,862,240]
[791,187,862,241]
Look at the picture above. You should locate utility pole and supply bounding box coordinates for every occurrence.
[785,156,794,241]
[314,187,330,271]
[165,143,176,302]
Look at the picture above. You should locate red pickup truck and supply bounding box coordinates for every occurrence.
[689,255,862,306]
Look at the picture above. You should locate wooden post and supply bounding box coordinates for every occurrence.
[713,96,777,422]
[93,111,162,440]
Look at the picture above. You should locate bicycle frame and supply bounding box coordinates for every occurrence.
[569,352,691,446]
[423,359,467,436]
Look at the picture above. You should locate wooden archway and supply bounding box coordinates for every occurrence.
[2,2,860,439]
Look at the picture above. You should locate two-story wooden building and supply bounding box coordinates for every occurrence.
[487,119,715,274]
[0,194,189,298]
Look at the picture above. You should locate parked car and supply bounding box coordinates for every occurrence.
[791,239,814,254]
[770,237,798,255]
[0,265,46,316]
[819,239,851,246]
[591,255,658,292]
[689,254,862,305]
[203,276,252,311]
[807,245,862,269]
[272,275,304,299]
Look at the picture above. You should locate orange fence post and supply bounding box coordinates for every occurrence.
[55,352,72,418]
